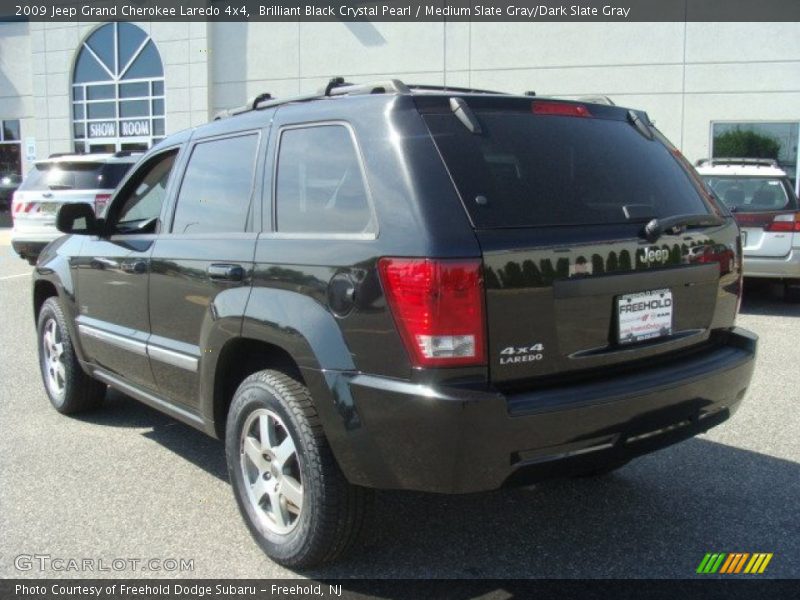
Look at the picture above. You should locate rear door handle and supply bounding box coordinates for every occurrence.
[208,263,244,282]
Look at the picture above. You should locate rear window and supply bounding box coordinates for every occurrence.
[424,109,709,229]
[700,176,796,213]
[19,161,132,192]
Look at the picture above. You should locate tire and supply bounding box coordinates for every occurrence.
[37,297,106,414]
[225,370,371,568]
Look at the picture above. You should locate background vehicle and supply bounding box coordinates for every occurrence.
[697,158,800,300]
[11,152,139,264]
[32,80,756,568]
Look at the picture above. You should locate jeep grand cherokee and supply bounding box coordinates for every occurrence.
[32,79,756,567]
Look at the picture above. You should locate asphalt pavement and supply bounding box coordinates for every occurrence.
[0,230,798,580]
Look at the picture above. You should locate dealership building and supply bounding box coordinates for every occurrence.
[0,19,798,189]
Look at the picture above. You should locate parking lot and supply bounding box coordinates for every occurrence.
[0,228,798,580]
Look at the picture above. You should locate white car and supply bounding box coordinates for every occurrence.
[696,158,799,299]
[11,153,140,264]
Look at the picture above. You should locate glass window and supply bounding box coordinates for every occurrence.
[86,84,114,100]
[73,48,109,83]
[0,144,22,177]
[172,135,259,234]
[701,176,796,212]
[117,22,147,69]
[120,82,149,98]
[424,110,708,229]
[276,125,374,234]
[119,100,149,118]
[712,122,799,191]
[71,23,165,152]
[87,102,115,120]
[19,162,133,192]
[114,151,177,231]
[3,120,20,141]
[123,41,163,80]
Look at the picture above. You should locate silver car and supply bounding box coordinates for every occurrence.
[697,158,799,300]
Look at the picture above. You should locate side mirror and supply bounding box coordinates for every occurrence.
[56,203,101,236]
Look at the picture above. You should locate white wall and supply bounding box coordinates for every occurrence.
[210,21,800,163]
[0,21,33,174]
[25,21,210,160]
[4,21,798,166]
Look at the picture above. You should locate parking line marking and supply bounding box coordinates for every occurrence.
[0,273,29,281]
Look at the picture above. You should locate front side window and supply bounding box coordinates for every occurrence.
[113,150,177,232]
[276,125,374,235]
[171,134,259,234]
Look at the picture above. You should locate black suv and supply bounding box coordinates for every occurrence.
[33,79,757,567]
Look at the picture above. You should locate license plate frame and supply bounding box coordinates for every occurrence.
[617,288,674,345]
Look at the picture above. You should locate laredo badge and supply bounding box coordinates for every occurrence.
[500,344,544,365]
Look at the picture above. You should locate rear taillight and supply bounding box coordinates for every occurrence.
[12,193,33,216]
[532,101,591,118]
[94,193,111,217]
[378,258,486,368]
[765,212,800,232]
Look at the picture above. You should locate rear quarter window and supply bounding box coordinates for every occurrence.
[275,124,375,235]
[424,110,710,229]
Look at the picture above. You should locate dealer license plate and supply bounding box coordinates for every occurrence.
[617,289,673,345]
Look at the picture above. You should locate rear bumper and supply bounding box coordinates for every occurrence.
[743,248,800,280]
[325,327,757,493]
[11,231,60,259]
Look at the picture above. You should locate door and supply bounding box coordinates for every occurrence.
[75,149,180,391]
[148,131,264,408]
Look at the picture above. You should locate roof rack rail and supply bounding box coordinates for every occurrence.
[213,77,411,120]
[696,157,779,168]
[48,152,83,158]
[406,84,507,95]
[213,77,513,121]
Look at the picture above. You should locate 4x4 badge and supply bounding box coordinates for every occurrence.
[499,344,544,365]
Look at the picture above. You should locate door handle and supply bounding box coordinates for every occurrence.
[208,263,245,282]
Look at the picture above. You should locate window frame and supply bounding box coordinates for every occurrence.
[167,130,262,237]
[270,121,378,240]
[102,145,182,238]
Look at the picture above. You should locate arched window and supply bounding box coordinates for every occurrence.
[72,23,165,154]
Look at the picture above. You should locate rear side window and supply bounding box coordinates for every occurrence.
[424,110,709,229]
[171,134,259,234]
[20,162,132,191]
[275,125,374,235]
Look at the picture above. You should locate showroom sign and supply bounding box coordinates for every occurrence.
[88,122,116,138]
[120,120,151,137]
[88,120,150,138]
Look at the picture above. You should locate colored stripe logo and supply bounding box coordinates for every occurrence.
[697,552,773,574]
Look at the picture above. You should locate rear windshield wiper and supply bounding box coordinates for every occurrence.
[642,213,724,242]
